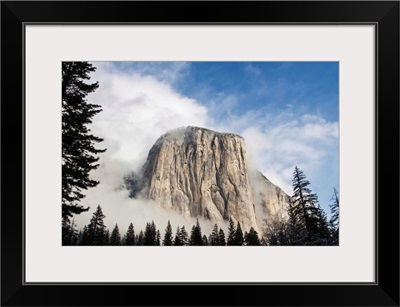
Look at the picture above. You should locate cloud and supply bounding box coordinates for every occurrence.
[74,168,219,237]
[239,114,339,198]
[208,106,338,200]
[75,63,215,233]
[88,63,208,170]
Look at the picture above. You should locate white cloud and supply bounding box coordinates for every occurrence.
[88,63,208,170]
[74,63,212,231]
[209,107,338,200]
[239,114,339,198]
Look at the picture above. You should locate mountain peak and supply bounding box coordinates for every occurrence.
[155,126,243,144]
[136,127,290,232]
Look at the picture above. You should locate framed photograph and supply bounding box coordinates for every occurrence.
[1,1,399,306]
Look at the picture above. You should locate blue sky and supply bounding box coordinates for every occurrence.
[176,62,338,121]
[83,61,339,227]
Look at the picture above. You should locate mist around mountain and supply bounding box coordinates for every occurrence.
[64,126,339,246]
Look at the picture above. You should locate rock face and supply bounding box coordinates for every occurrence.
[137,126,290,232]
[251,171,290,226]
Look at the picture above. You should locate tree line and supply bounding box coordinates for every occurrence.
[63,205,263,246]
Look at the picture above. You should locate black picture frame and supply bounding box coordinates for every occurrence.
[1,1,399,306]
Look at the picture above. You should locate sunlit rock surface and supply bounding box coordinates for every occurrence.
[138,126,290,232]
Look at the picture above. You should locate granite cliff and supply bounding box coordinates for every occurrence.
[134,126,290,232]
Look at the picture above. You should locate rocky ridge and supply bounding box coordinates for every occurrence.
[136,126,290,232]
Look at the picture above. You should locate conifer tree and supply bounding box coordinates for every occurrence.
[227,218,236,246]
[110,224,121,245]
[62,218,78,245]
[156,230,161,246]
[124,223,136,245]
[179,226,189,246]
[234,222,244,246]
[209,224,220,246]
[189,219,203,246]
[137,230,144,246]
[218,228,226,246]
[244,227,261,246]
[62,62,106,244]
[87,205,107,245]
[202,235,209,246]
[173,226,183,246]
[163,220,173,246]
[329,188,339,245]
[79,225,90,245]
[62,62,106,219]
[104,229,110,245]
[289,166,330,245]
[143,221,157,245]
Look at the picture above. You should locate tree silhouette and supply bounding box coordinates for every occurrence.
[209,224,220,246]
[62,62,106,244]
[162,220,173,246]
[137,230,144,246]
[110,224,121,245]
[124,223,135,246]
[173,226,184,246]
[329,188,339,245]
[86,205,107,245]
[189,219,203,246]
[244,227,261,246]
[227,218,236,246]
[234,222,244,246]
[156,230,161,246]
[218,228,226,246]
[62,62,106,219]
[289,166,330,245]
[144,221,157,245]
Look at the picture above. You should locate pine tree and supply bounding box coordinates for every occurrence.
[163,220,173,246]
[289,166,330,245]
[227,218,236,246]
[244,227,261,246]
[104,229,110,245]
[87,205,107,245]
[218,228,226,246]
[62,218,78,245]
[143,221,157,245]
[124,223,135,245]
[173,226,183,246]
[79,225,90,245]
[110,224,121,245]
[137,230,144,246]
[329,188,339,245]
[209,224,220,246]
[202,235,209,246]
[189,219,203,246]
[234,222,244,246]
[179,226,189,246]
[62,62,106,219]
[156,230,161,246]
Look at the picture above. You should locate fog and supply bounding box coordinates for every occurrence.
[74,63,223,236]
